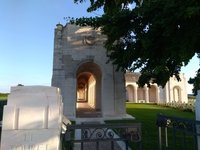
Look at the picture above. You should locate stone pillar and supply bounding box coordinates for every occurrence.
[156,87,160,103]
[165,83,169,103]
[196,90,200,149]
[168,81,173,102]
[145,86,149,103]
[134,86,138,103]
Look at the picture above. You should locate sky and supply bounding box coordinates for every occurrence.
[0,0,199,94]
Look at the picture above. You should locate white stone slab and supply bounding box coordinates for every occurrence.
[0,129,60,150]
[48,106,61,129]
[18,107,46,129]
[0,86,63,150]
[2,106,16,130]
[7,93,49,107]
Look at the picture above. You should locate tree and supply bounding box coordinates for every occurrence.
[189,67,200,95]
[72,0,200,93]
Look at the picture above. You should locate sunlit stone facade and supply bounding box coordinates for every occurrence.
[52,24,126,120]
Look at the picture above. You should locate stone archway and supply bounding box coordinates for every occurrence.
[149,85,157,103]
[173,86,181,102]
[126,85,136,102]
[137,87,145,102]
[76,62,102,117]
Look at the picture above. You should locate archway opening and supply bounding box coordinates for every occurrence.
[149,85,157,103]
[77,72,95,103]
[76,62,102,117]
[126,85,135,102]
[137,87,145,103]
[173,86,181,102]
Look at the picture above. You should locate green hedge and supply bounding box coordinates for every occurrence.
[0,93,8,100]
[0,101,7,121]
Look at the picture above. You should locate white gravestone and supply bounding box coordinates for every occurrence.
[0,86,63,150]
[196,90,200,150]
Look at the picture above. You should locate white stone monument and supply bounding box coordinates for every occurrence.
[0,86,63,150]
[52,24,126,120]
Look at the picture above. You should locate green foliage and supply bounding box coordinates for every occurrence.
[0,93,8,101]
[0,100,7,120]
[158,101,195,112]
[188,67,200,95]
[72,0,200,89]
[0,93,8,120]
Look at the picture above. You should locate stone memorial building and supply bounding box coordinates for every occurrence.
[52,24,188,120]
[125,72,188,103]
[51,24,126,120]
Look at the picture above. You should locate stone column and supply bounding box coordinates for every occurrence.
[196,90,200,149]
[156,87,160,103]
[165,83,169,103]
[133,86,138,103]
[168,81,173,102]
[145,86,149,103]
[134,86,138,103]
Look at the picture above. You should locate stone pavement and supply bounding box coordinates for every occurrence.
[76,102,101,118]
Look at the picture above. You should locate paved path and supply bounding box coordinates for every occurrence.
[76,102,101,118]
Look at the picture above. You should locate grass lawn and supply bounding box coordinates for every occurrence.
[0,93,8,101]
[126,103,195,150]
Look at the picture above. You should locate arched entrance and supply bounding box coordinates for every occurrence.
[173,86,181,102]
[137,87,145,102]
[76,62,102,117]
[126,85,135,102]
[149,85,157,103]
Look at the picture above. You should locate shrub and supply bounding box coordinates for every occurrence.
[158,101,195,112]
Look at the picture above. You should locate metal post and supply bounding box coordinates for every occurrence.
[172,128,176,150]
[111,141,114,150]
[96,141,99,150]
[125,140,128,150]
[137,141,142,150]
[66,141,71,150]
[81,141,83,150]
[182,131,186,150]
[165,127,168,148]
[158,127,162,150]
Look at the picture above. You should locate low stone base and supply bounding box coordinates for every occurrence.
[1,129,61,150]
